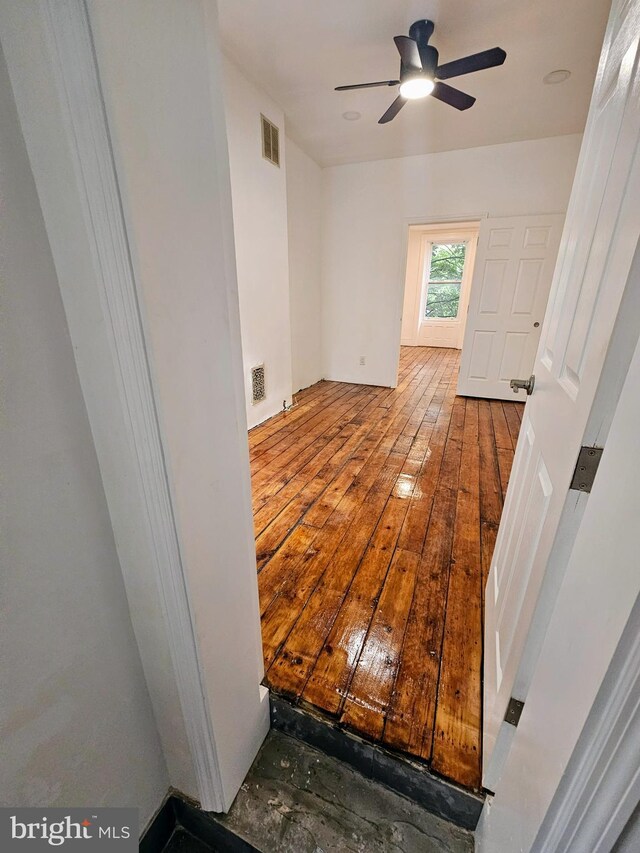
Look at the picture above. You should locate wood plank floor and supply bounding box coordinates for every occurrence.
[249,346,523,791]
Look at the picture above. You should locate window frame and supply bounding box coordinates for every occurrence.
[421,240,469,322]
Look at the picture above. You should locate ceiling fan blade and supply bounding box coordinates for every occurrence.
[394,35,422,71]
[335,80,400,91]
[431,82,476,110]
[378,95,407,124]
[436,47,506,80]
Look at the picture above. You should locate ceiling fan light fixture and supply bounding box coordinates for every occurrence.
[399,75,435,99]
[336,20,505,122]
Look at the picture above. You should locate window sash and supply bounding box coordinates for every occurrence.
[423,242,467,320]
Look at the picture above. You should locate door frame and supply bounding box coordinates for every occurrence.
[0,0,269,812]
[394,212,487,383]
[400,221,480,349]
[532,591,640,852]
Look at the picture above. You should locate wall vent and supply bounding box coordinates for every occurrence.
[261,114,280,167]
[251,364,266,404]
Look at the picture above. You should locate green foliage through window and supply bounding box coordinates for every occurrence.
[424,242,466,319]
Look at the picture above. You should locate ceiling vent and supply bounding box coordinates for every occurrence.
[261,114,280,167]
[251,364,266,404]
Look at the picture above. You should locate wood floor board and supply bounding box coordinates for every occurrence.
[395,374,458,554]
[340,548,420,740]
[253,389,381,541]
[301,356,451,531]
[383,483,458,759]
[301,494,411,716]
[254,351,441,511]
[250,386,364,471]
[254,398,389,564]
[249,381,348,452]
[491,401,518,499]
[250,347,523,792]
[259,453,398,631]
[264,484,398,701]
[478,401,502,529]
[261,524,345,670]
[303,428,398,528]
[478,400,503,604]
[490,400,513,450]
[258,523,318,615]
[252,425,359,538]
[251,384,367,478]
[431,401,482,788]
[250,391,373,513]
[502,401,523,449]
[496,447,515,499]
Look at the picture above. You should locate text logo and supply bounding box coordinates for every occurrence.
[1,809,137,850]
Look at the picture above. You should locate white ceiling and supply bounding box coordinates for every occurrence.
[218,0,611,167]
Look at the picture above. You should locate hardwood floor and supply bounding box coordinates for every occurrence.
[250,346,523,791]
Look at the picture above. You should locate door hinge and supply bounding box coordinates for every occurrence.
[504,697,525,727]
[570,446,604,494]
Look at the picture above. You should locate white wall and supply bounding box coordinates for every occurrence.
[0,44,168,827]
[321,134,583,387]
[286,137,324,392]
[1,0,270,815]
[88,1,270,808]
[223,56,293,427]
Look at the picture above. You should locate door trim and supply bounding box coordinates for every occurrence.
[392,212,488,384]
[40,0,223,810]
[532,594,640,851]
[0,0,269,811]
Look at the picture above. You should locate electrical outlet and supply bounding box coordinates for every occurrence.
[359,355,366,366]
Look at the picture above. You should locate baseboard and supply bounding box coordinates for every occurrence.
[270,693,484,831]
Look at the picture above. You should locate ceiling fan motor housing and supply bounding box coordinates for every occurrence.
[404,20,438,79]
[425,45,439,77]
[408,19,434,45]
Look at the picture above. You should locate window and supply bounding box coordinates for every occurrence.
[424,242,467,319]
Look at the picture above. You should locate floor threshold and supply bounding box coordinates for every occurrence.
[270,694,484,831]
[146,726,474,852]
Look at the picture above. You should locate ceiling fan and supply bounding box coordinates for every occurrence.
[335,20,506,124]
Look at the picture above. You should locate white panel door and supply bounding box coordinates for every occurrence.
[457,214,564,400]
[483,0,640,789]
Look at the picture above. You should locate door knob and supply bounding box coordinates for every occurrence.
[510,374,535,395]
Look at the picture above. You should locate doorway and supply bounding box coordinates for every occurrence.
[401,222,479,350]
[249,343,524,791]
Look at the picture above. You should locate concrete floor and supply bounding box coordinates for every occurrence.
[213,730,473,852]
